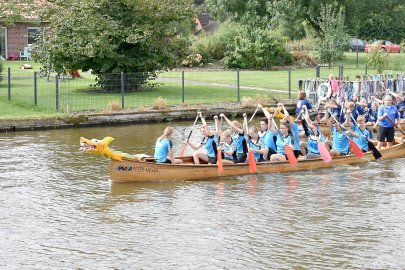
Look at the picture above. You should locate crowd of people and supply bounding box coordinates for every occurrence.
[153,75,404,165]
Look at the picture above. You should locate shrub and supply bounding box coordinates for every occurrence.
[292,51,317,68]
[182,53,203,67]
[368,47,388,74]
[105,100,121,112]
[153,96,167,109]
[222,28,293,69]
[241,97,256,108]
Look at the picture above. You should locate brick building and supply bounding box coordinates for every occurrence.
[1,23,40,60]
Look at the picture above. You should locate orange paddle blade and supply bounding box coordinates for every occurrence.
[179,143,187,156]
[284,145,297,165]
[318,141,332,163]
[248,151,257,173]
[349,138,364,158]
[217,151,223,175]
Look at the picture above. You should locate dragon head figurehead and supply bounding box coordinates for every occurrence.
[80,136,131,161]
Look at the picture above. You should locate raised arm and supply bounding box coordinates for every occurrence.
[220,113,244,134]
[258,104,272,119]
[214,115,222,138]
[390,90,404,102]
[200,113,213,137]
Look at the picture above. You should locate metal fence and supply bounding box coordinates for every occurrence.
[0,64,403,113]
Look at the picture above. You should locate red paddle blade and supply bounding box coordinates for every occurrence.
[217,151,223,175]
[349,139,364,158]
[248,151,257,173]
[318,141,332,163]
[179,143,187,157]
[284,145,297,165]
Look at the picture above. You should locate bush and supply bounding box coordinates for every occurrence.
[182,53,203,67]
[222,28,293,69]
[368,47,388,74]
[153,96,167,109]
[292,51,317,68]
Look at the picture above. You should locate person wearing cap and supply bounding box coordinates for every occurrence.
[389,90,405,124]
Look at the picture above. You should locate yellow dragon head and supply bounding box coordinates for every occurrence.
[80,136,130,161]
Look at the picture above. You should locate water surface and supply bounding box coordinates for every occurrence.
[1,123,404,269]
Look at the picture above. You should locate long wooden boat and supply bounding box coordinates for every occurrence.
[80,136,405,182]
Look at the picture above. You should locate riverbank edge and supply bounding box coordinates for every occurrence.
[0,102,296,133]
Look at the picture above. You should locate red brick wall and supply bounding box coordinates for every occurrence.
[6,23,30,59]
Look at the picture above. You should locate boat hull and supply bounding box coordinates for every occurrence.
[109,137,405,182]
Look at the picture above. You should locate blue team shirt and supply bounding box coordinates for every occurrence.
[201,135,217,158]
[232,132,247,154]
[331,127,353,154]
[352,125,372,151]
[154,138,172,163]
[295,99,313,116]
[397,101,405,119]
[260,129,276,151]
[290,122,300,151]
[249,138,265,161]
[378,105,400,127]
[307,128,326,155]
[221,142,235,160]
[275,132,294,155]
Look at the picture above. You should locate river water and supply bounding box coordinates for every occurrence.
[1,122,404,269]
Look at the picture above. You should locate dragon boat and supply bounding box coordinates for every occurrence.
[79,136,405,182]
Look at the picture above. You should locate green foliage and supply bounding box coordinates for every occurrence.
[190,22,244,62]
[222,27,292,69]
[0,0,35,26]
[33,0,195,91]
[368,47,388,74]
[313,3,349,67]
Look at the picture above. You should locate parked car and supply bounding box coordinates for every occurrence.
[348,38,365,52]
[364,40,401,53]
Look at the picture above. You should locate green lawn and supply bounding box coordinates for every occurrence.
[1,52,404,119]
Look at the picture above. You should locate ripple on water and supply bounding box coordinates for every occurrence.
[1,129,405,269]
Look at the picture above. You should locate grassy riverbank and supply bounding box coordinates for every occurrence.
[1,52,404,120]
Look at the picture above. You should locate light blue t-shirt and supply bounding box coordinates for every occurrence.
[275,131,294,155]
[353,125,371,151]
[154,138,172,163]
[331,127,353,154]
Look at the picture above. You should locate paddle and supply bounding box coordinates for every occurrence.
[302,106,332,163]
[329,111,364,158]
[385,115,405,136]
[350,114,382,159]
[248,105,260,125]
[179,113,200,156]
[214,115,223,175]
[271,117,298,165]
[243,113,257,173]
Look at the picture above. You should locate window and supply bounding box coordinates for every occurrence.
[27,27,41,45]
[0,27,6,59]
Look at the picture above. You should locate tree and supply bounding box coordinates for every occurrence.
[205,0,405,43]
[0,0,35,26]
[313,2,348,68]
[33,0,195,91]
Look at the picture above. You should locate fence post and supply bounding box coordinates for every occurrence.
[182,69,185,103]
[34,71,37,106]
[365,63,368,75]
[341,65,344,77]
[8,67,11,101]
[121,72,125,109]
[316,65,320,78]
[237,68,240,102]
[288,66,292,99]
[55,76,59,112]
